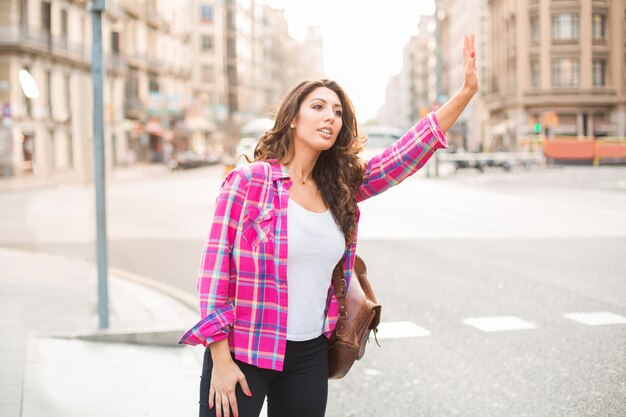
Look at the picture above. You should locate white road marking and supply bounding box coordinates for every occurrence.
[563,311,626,326]
[462,316,537,332]
[375,321,431,339]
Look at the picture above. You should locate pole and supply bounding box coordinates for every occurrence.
[90,0,109,329]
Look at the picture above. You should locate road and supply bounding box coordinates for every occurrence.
[1,164,625,416]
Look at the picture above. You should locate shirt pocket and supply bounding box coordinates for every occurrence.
[241,204,275,247]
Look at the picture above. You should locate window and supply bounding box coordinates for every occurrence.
[552,58,579,87]
[46,70,52,117]
[552,13,579,40]
[64,74,71,116]
[202,64,214,83]
[201,35,213,51]
[61,9,68,38]
[530,15,539,43]
[592,14,606,40]
[20,0,28,26]
[201,5,213,23]
[148,76,159,93]
[49,128,55,169]
[111,31,120,53]
[593,59,606,86]
[531,60,540,87]
[41,1,51,32]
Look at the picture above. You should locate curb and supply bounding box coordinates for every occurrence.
[110,266,198,312]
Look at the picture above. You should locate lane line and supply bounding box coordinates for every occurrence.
[462,316,537,332]
[563,311,626,326]
[375,321,432,339]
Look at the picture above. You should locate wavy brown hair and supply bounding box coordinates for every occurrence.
[253,79,366,245]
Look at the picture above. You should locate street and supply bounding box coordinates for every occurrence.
[1,164,625,416]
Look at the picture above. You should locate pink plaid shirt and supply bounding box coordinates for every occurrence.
[179,112,448,371]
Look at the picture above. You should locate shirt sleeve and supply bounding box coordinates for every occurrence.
[355,112,448,203]
[179,169,249,346]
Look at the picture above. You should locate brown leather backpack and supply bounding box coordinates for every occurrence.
[328,255,382,379]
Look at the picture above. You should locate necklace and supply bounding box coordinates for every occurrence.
[287,167,311,185]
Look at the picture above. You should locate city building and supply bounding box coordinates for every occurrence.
[0,0,193,181]
[191,1,324,156]
[378,15,438,131]
[188,0,226,158]
[0,0,94,181]
[485,0,626,151]
[114,0,193,165]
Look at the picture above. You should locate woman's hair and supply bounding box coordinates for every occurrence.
[253,79,366,245]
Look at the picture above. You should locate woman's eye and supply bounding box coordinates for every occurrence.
[313,104,323,110]
[334,110,343,117]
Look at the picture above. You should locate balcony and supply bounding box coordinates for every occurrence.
[105,0,125,19]
[0,26,87,64]
[106,53,127,73]
[123,0,145,18]
[523,87,618,107]
[51,35,86,61]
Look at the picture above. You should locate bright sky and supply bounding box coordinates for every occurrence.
[256,0,436,121]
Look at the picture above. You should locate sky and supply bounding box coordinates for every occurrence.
[256,0,436,121]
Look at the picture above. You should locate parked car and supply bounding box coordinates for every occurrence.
[168,150,216,170]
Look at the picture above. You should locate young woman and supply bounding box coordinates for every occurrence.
[180,34,478,417]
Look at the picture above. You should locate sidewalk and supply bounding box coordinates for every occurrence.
[0,163,173,192]
[0,248,207,417]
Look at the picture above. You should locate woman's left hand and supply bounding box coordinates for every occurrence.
[462,33,479,94]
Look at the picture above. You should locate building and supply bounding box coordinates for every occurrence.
[0,0,193,182]
[0,0,94,181]
[485,0,626,151]
[188,0,226,158]
[378,15,438,131]
[115,0,193,165]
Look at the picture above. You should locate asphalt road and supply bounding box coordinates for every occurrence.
[1,163,625,416]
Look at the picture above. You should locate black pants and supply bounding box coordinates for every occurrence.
[200,334,329,417]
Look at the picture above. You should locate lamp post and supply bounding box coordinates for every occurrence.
[89,0,109,329]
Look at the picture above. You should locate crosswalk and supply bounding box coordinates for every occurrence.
[375,311,626,339]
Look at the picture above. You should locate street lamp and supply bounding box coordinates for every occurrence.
[18,69,40,99]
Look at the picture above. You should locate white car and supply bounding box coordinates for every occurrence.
[360,125,404,161]
[235,137,259,166]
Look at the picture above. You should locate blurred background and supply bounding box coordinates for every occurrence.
[1,1,625,417]
[0,0,625,181]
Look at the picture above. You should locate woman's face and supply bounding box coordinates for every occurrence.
[292,87,343,152]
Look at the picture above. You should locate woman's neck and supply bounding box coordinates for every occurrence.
[284,146,320,182]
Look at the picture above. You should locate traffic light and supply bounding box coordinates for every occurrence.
[533,123,541,134]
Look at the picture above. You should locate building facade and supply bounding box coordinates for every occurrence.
[0,0,193,181]
[0,0,94,181]
[378,15,438,131]
[485,0,626,151]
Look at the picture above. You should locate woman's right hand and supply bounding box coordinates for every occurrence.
[209,358,252,417]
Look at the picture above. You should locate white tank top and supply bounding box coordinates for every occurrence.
[286,197,345,341]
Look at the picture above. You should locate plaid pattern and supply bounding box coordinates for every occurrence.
[179,112,448,371]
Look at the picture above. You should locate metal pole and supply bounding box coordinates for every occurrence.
[90,0,109,329]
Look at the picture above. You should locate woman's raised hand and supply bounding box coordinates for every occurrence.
[434,34,479,133]
[462,33,479,94]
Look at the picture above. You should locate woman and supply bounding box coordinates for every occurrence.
[180,34,478,417]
